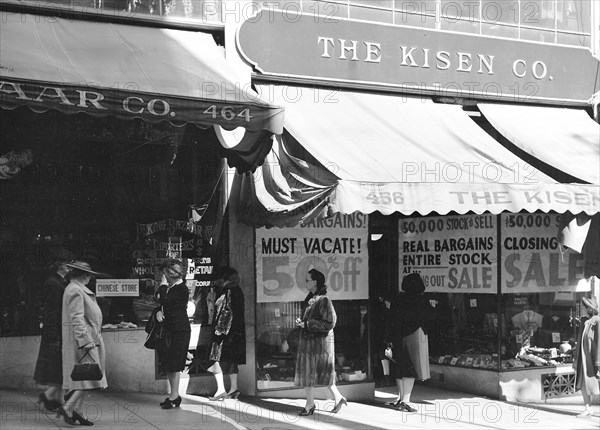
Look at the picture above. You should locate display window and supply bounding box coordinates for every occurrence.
[256,300,369,390]
[397,212,591,373]
[0,107,222,337]
[254,213,370,389]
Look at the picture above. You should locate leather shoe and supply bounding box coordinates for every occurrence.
[161,396,182,409]
[208,392,228,401]
[298,405,315,416]
[331,397,347,413]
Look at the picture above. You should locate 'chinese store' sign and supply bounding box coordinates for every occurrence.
[256,213,369,303]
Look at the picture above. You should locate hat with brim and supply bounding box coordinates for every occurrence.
[582,296,598,311]
[66,261,101,275]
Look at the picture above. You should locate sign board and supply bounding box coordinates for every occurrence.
[500,213,585,293]
[256,213,369,302]
[96,279,140,297]
[398,214,498,294]
[237,10,599,105]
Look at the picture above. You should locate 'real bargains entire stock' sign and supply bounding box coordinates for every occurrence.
[256,213,368,303]
[399,213,587,294]
[237,9,599,105]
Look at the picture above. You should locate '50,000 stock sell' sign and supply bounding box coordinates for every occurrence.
[256,213,369,303]
[399,214,498,294]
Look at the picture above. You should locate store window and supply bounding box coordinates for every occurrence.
[300,0,592,48]
[0,107,222,337]
[398,212,589,372]
[256,299,368,389]
[255,213,370,389]
[6,0,224,23]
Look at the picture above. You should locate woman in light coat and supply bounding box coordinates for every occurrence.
[58,261,107,426]
[574,295,600,418]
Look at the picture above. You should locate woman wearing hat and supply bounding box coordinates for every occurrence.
[155,258,191,409]
[384,273,433,413]
[574,295,600,418]
[58,261,107,426]
[33,258,71,412]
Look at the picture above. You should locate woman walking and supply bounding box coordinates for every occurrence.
[207,266,246,400]
[574,295,600,418]
[385,273,432,413]
[34,258,70,412]
[58,261,107,426]
[155,258,191,409]
[295,268,346,415]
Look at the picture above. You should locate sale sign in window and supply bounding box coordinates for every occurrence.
[255,213,369,303]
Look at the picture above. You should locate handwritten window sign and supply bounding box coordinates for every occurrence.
[96,279,140,297]
[500,213,585,294]
[256,213,369,303]
[398,215,498,294]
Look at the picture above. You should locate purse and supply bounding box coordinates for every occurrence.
[144,306,171,351]
[209,341,223,362]
[214,290,233,336]
[71,349,103,381]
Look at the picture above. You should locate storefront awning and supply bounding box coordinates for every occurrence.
[238,86,599,226]
[479,104,600,184]
[0,13,284,158]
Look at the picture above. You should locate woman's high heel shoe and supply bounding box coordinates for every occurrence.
[72,411,94,426]
[298,405,316,416]
[38,392,59,412]
[208,392,228,401]
[160,396,182,409]
[56,406,77,425]
[331,397,347,413]
[227,390,241,399]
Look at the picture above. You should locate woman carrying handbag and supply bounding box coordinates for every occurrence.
[206,266,246,401]
[58,261,107,426]
[154,258,191,409]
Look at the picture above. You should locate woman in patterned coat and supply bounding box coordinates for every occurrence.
[294,268,347,415]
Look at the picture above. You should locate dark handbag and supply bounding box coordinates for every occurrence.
[144,320,171,351]
[71,349,103,381]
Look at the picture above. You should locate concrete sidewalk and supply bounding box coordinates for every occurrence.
[1,384,598,430]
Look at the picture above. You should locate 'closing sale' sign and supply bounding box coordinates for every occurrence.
[399,214,498,294]
[501,213,584,293]
[256,213,368,303]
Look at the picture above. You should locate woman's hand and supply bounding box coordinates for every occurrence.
[156,310,165,323]
[83,343,96,352]
[296,318,305,328]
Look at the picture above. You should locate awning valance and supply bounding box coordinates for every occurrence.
[478,104,600,184]
[238,86,599,227]
[0,13,284,134]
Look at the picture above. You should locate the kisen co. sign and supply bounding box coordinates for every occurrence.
[237,10,598,105]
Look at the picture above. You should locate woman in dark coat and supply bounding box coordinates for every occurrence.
[294,269,346,416]
[155,258,191,409]
[207,266,246,400]
[385,273,433,413]
[34,258,70,412]
[573,296,600,417]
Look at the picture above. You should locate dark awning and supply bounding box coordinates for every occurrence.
[0,12,284,171]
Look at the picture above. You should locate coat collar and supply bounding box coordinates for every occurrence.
[71,279,95,296]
